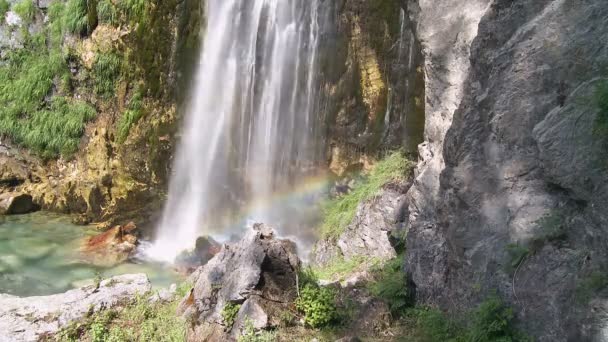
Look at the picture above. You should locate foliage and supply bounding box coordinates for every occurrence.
[0,0,9,23]
[58,292,186,342]
[13,0,35,24]
[406,297,531,342]
[321,151,413,238]
[63,0,89,35]
[594,80,608,136]
[529,211,567,253]
[120,0,146,22]
[296,283,338,328]
[97,0,118,25]
[222,302,242,328]
[576,272,608,303]
[93,52,122,96]
[504,244,529,275]
[369,257,411,316]
[312,255,372,282]
[117,87,144,142]
[238,319,276,342]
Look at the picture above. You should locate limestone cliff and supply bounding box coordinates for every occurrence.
[404,0,608,340]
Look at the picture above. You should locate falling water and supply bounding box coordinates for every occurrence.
[148,0,324,261]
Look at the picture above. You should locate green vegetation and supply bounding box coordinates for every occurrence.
[222,302,242,328]
[13,0,35,24]
[296,274,339,329]
[505,244,530,275]
[58,292,187,342]
[97,0,118,25]
[321,151,413,239]
[369,257,411,316]
[594,80,608,136]
[0,0,9,23]
[238,320,276,342]
[405,297,531,342]
[63,0,90,35]
[576,271,608,303]
[312,255,373,282]
[117,88,144,142]
[93,52,122,96]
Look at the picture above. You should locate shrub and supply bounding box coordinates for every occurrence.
[321,151,413,238]
[93,53,122,96]
[0,0,9,23]
[221,302,242,328]
[13,0,35,24]
[369,257,411,316]
[504,244,529,275]
[296,284,338,328]
[238,319,276,342]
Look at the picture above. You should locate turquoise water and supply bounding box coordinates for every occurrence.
[0,212,182,296]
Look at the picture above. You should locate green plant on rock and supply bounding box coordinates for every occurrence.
[504,244,529,275]
[96,0,117,25]
[13,0,35,24]
[296,283,338,328]
[321,151,413,239]
[465,296,525,342]
[369,257,411,316]
[222,302,242,328]
[594,80,608,136]
[576,271,608,303]
[93,52,121,96]
[238,319,276,342]
[0,0,9,23]
[63,0,90,35]
[117,87,144,142]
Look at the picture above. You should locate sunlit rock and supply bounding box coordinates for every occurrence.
[80,222,139,267]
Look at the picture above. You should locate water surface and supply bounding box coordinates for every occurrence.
[0,212,181,297]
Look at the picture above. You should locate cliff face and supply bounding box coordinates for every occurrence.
[404,0,608,340]
[321,0,425,176]
[0,0,203,227]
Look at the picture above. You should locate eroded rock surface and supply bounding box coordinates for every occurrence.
[0,193,37,215]
[0,274,151,342]
[178,224,300,341]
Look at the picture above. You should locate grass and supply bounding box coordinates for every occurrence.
[320,151,413,239]
[63,0,89,35]
[312,255,375,282]
[0,0,9,23]
[117,87,144,142]
[58,284,191,342]
[93,52,122,96]
[13,0,35,24]
[97,0,118,25]
[238,320,276,342]
[221,302,241,328]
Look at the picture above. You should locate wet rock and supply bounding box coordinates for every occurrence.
[0,274,151,342]
[175,235,221,274]
[0,193,38,215]
[80,223,139,267]
[178,224,300,341]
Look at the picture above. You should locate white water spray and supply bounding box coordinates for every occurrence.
[148,0,323,262]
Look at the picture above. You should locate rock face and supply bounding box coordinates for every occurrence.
[80,222,139,267]
[313,181,409,268]
[178,224,300,341]
[0,193,37,215]
[321,0,425,176]
[0,274,151,342]
[404,0,608,340]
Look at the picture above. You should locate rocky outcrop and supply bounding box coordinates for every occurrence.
[0,193,37,215]
[178,224,300,341]
[404,0,608,340]
[313,181,409,267]
[0,274,151,342]
[80,222,139,267]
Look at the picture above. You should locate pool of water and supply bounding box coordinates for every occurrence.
[0,212,182,297]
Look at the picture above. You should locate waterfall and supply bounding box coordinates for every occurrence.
[148,0,323,262]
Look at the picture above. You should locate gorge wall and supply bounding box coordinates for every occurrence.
[404,0,608,340]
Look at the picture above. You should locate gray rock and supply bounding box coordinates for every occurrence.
[0,193,37,215]
[404,0,608,340]
[179,225,300,341]
[0,274,151,342]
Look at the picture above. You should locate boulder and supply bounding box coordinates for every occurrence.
[178,224,300,341]
[0,193,38,215]
[174,235,222,274]
[80,223,139,267]
[0,274,151,342]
